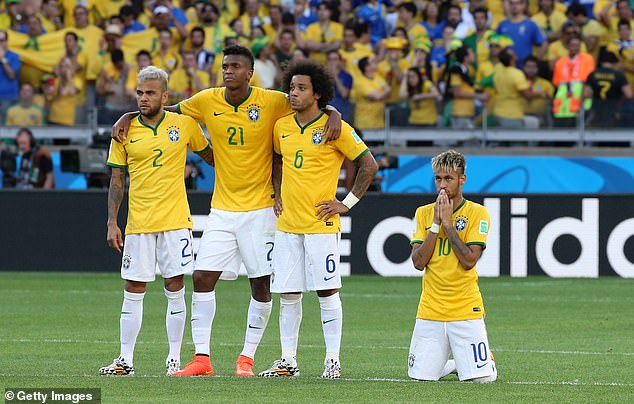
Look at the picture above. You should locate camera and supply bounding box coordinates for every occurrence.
[0,149,18,188]
[60,132,110,175]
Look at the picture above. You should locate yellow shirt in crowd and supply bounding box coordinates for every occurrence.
[493,65,529,120]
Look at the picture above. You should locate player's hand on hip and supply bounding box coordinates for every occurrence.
[323,109,342,142]
[111,112,133,143]
[315,199,348,221]
[107,224,124,253]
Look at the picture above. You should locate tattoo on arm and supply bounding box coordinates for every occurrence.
[350,153,378,198]
[444,226,478,268]
[108,168,126,224]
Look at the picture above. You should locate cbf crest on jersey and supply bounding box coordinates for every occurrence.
[312,128,323,144]
[167,126,180,142]
[247,103,261,122]
[455,215,468,231]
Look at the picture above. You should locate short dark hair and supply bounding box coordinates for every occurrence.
[523,55,539,66]
[223,44,255,69]
[455,45,471,63]
[65,31,78,41]
[281,12,295,25]
[191,26,205,37]
[499,49,513,67]
[281,59,334,110]
[136,49,151,59]
[473,7,488,19]
[399,2,417,16]
[618,19,631,29]
[120,5,134,17]
[111,49,125,63]
[567,3,587,17]
[358,56,370,75]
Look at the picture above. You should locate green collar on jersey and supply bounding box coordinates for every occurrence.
[294,112,324,134]
[453,197,466,213]
[225,86,253,112]
[138,112,166,136]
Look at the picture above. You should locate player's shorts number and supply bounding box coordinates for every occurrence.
[265,241,274,262]
[180,237,192,258]
[153,148,163,167]
[228,126,245,145]
[325,253,336,273]
[294,149,304,168]
[470,342,488,364]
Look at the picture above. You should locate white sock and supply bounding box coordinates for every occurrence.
[191,291,215,356]
[441,359,456,378]
[120,290,145,366]
[240,297,272,359]
[319,293,342,363]
[165,287,186,362]
[280,293,302,365]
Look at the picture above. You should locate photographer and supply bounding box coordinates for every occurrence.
[14,128,55,189]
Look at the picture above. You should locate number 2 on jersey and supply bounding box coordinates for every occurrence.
[153,148,163,167]
[227,126,244,145]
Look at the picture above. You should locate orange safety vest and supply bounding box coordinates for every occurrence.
[551,52,595,117]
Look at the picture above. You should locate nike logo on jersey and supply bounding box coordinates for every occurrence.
[213,112,225,116]
[121,311,132,315]
[181,260,192,267]
[281,134,291,138]
[322,318,336,324]
[248,324,263,329]
[130,139,142,143]
[324,275,336,281]
[170,310,184,315]
[476,363,488,369]
[425,226,431,230]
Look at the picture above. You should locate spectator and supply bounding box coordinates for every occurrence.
[522,55,554,127]
[378,37,410,104]
[398,2,428,45]
[14,128,54,189]
[1,0,22,32]
[188,27,215,74]
[497,0,547,65]
[153,28,182,73]
[185,2,232,55]
[252,36,278,89]
[355,0,388,47]
[567,3,603,61]
[463,7,495,69]
[421,1,445,44]
[120,5,146,35]
[0,29,21,123]
[408,40,435,83]
[5,83,46,126]
[96,49,134,125]
[71,6,104,82]
[327,50,354,122]
[48,57,83,126]
[304,1,344,65]
[20,15,47,88]
[399,66,439,127]
[547,22,589,72]
[615,19,634,91]
[293,0,318,33]
[264,5,284,39]
[40,0,64,32]
[444,45,487,129]
[584,49,632,127]
[168,50,210,103]
[446,3,471,40]
[552,35,595,127]
[238,0,269,38]
[601,0,633,44]
[103,23,124,54]
[352,56,391,129]
[273,29,296,71]
[125,50,153,99]
[531,0,567,43]
[492,48,532,128]
[150,5,187,49]
[339,22,374,80]
[431,25,461,73]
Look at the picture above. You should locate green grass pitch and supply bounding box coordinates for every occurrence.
[1,273,633,403]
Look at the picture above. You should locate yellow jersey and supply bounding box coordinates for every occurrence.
[450,71,476,118]
[408,80,438,125]
[106,111,210,234]
[411,199,490,321]
[339,44,375,81]
[177,86,293,212]
[5,104,46,126]
[493,65,529,120]
[168,68,211,104]
[352,74,389,129]
[524,76,554,116]
[377,58,411,103]
[273,113,369,234]
[303,21,344,64]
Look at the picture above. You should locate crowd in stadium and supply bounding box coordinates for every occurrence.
[1,0,634,131]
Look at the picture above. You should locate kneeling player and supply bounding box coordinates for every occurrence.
[408,150,497,383]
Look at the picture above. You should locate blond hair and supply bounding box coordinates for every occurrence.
[137,66,168,91]
[431,149,466,175]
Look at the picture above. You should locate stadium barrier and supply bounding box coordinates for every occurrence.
[1,191,632,277]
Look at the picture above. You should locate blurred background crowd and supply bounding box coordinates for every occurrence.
[1,0,634,132]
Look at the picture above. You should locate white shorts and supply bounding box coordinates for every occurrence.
[121,229,194,282]
[195,207,276,280]
[271,231,341,293]
[408,318,497,382]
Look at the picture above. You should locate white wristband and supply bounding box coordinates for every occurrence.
[341,192,360,210]
[430,223,440,234]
